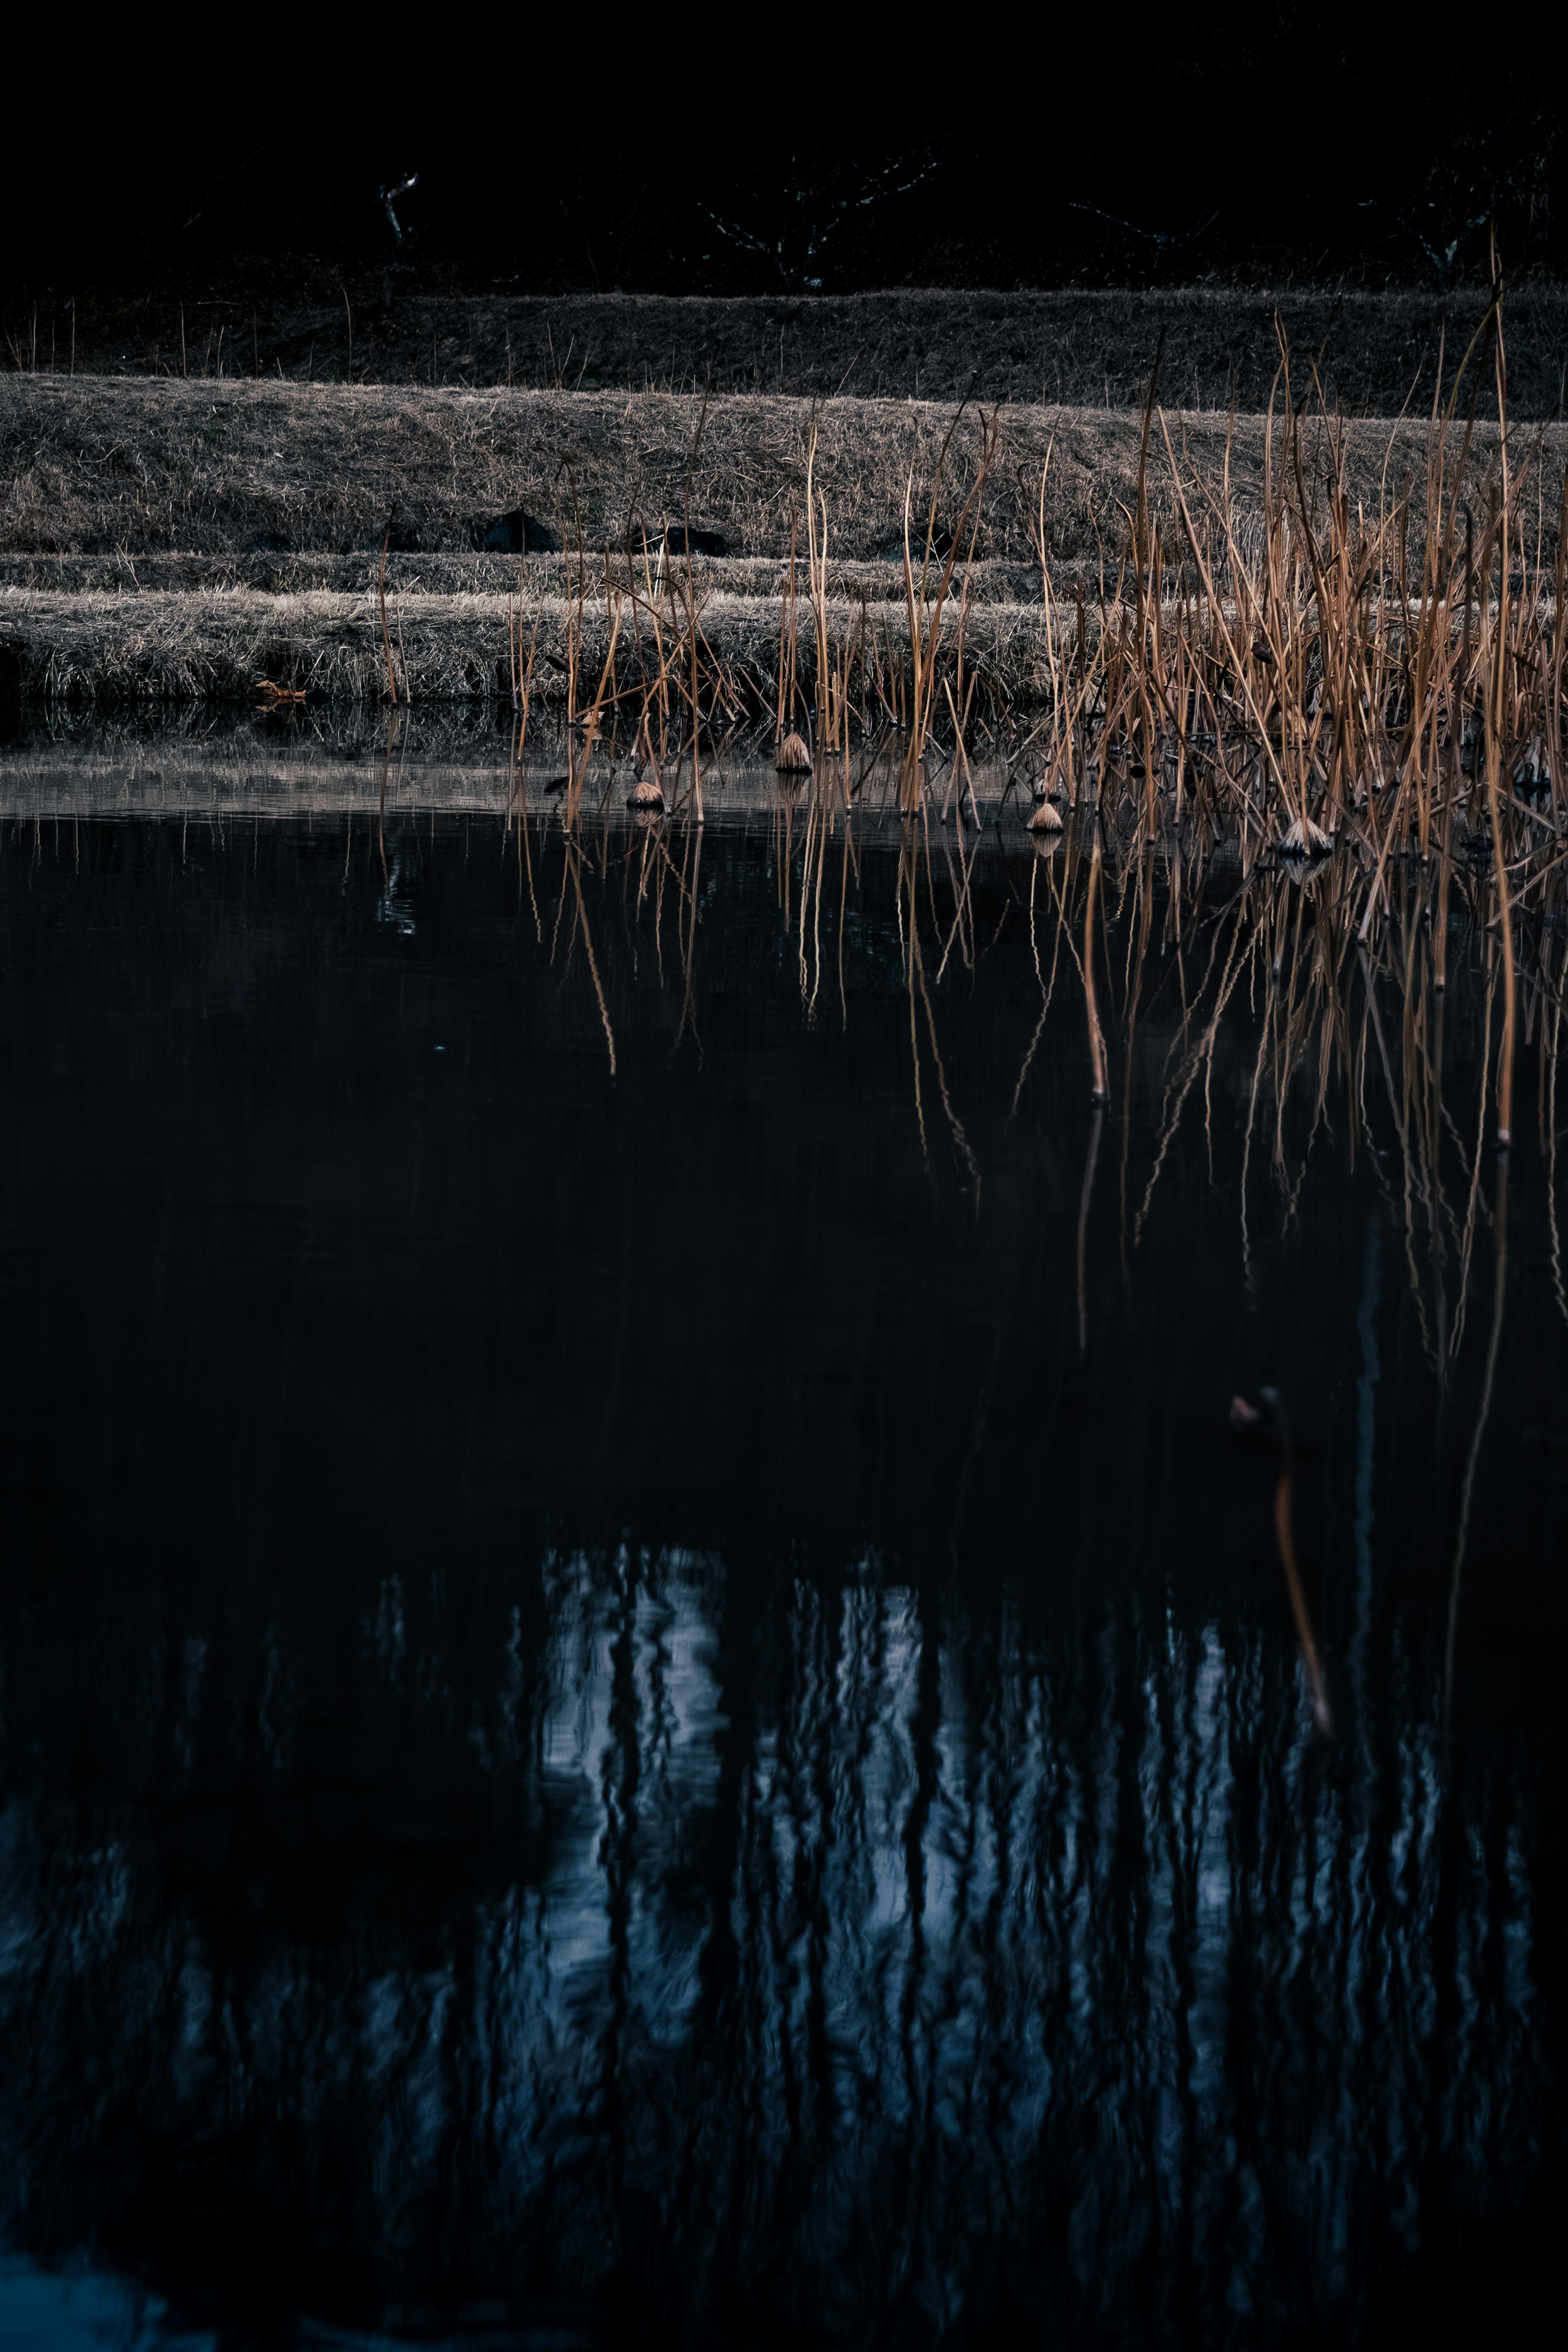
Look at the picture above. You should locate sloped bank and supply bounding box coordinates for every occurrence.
[5,379,1553,570]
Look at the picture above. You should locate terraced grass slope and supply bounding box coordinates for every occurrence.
[2,304,1561,709]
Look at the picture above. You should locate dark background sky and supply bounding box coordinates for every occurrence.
[6,19,1563,302]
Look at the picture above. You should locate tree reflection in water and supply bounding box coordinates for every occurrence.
[0,1556,1546,2343]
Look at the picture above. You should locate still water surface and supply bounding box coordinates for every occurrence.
[1,764,1564,2347]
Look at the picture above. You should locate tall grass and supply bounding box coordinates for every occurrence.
[492,283,1561,1156]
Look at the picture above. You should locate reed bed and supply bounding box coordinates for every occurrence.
[481,292,1558,1144]
[488,669,1556,1726]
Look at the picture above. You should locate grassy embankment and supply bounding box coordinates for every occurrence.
[2,370,1560,706]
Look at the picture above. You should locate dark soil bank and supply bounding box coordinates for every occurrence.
[30,284,1568,416]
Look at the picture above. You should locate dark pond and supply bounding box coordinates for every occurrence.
[1,753,1565,2348]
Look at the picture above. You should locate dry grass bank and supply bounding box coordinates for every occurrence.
[0,586,1057,708]
[0,550,1046,603]
[3,378,1558,568]
[18,285,1568,416]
